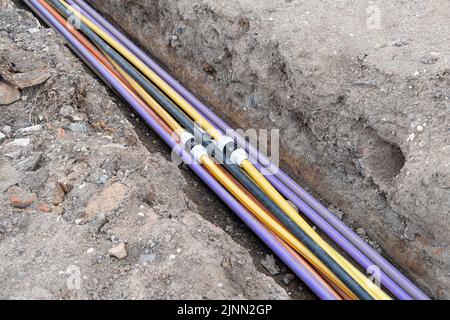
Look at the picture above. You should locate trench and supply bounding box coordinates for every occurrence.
[19,0,438,299]
[114,95,315,299]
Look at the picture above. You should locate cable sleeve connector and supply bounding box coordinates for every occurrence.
[190,145,208,163]
[230,148,248,167]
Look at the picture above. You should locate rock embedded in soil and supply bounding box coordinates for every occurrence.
[17,125,43,136]
[11,138,30,147]
[283,273,296,285]
[108,243,128,260]
[0,81,21,105]
[8,186,34,209]
[260,254,280,275]
[0,67,51,89]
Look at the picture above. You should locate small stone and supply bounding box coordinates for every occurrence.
[356,227,366,236]
[69,123,88,134]
[217,282,224,288]
[59,105,75,118]
[57,128,65,139]
[18,125,42,136]
[9,187,35,209]
[87,248,95,254]
[18,152,42,171]
[96,174,108,185]
[11,138,30,147]
[406,133,415,142]
[2,126,12,135]
[0,82,21,105]
[1,68,51,89]
[260,254,280,275]
[37,204,52,213]
[108,243,128,259]
[282,273,296,285]
[334,209,344,220]
[0,132,5,143]
[27,27,40,34]
[416,125,424,132]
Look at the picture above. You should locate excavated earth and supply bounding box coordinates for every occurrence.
[0,1,293,299]
[0,0,448,299]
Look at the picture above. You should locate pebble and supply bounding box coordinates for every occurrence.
[27,27,40,34]
[330,207,345,220]
[356,227,366,236]
[11,138,31,147]
[18,152,42,171]
[10,195,34,209]
[282,273,296,285]
[406,133,415,142]
[260,254,280,275]
[0,82,21,105]
[108,243,128,259]
[417,125,424,132]
[87,248,95,254]
[0,132,5,143]
[18,124,42,136]
[2,126,12,135]
[9,187,34,209]
[37,204,52,213]
[69,123,88,134]
[96,174,108,185]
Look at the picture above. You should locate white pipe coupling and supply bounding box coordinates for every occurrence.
[190,145,208,163]
[230,148,248,166]
[215,135,234,152]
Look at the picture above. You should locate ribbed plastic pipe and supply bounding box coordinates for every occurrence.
[71,0,429,300]
[28,0,340,300]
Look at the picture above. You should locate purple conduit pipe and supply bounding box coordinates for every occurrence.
[72,0,429,300]
[28,0,339,300]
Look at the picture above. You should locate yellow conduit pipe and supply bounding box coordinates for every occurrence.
[108,52,355,297]
[241,160,391,300]
[200,155,357,299]
[60,0,388,299]
[108,57,183,132]
[107,54,354,298]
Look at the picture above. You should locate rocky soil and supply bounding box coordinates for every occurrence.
[89,0,450,298]
[0,2,295,299]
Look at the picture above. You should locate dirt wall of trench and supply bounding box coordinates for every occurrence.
[89,0,450,298]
